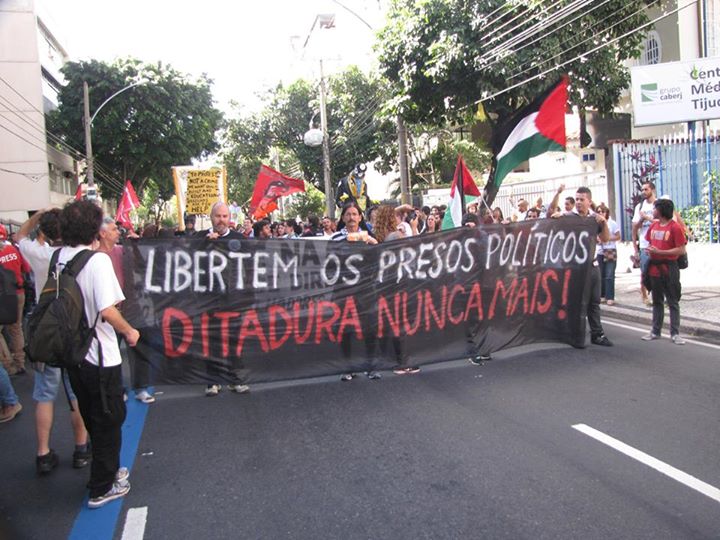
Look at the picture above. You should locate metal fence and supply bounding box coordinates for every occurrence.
[490,171,609,220]
[610,131,720,241]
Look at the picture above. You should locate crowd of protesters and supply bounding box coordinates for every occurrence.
[0,181,690,509]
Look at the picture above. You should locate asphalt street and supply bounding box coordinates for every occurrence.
[1,320,719,540]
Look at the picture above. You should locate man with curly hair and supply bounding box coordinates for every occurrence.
[58,200,140,509]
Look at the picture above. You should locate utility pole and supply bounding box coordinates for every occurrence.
[397,115,410,205]
[82,81,95,191]
[319,59,334,219]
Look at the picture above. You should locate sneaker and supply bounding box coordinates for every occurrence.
[135,390,155,404]
[36,449,59,475]
[405,366,421,374]
[340,373,355,382]
[73,445,92,469]
[469,354,492,365]
[591,334,613,347]
[227,384,250,394]
[205,384,222,397]
[671,335,686,345]
[606,300,615,306]
[641,333,660,341]
[115,467,130,487]
[393,367,410,375]
[366,371,382,380]
[87,480,131,509]
[0,402,22,423]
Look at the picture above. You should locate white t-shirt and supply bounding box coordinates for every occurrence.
[601,219,620,251]
[18,237,57,302]
[632,199,654,249]
[57,245,125,367]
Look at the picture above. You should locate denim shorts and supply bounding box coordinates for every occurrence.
[33,366,77,402]
[640,249,650,274]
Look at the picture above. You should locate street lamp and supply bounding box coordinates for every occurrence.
[82,79,147,195]
[301,14,336,219]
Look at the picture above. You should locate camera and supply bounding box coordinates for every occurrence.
[405,211,417,223]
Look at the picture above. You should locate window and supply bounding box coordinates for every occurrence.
[642,31,662,65]
[582,153,596,162]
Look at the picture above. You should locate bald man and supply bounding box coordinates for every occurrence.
[194,201,248,395]
[196,202,242,239]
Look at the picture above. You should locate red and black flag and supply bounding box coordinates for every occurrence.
[249,165,305,220]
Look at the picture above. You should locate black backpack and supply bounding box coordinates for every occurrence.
[0,266,18,325]
[25,249,99,369]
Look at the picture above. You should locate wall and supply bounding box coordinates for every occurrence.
[0,0,50,220]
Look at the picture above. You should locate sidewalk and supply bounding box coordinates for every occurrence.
[602,242,720,345]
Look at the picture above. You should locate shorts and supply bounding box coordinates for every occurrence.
[640,249,650,275]
[33,366,77,402]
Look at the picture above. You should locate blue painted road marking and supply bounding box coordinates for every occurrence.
[68,389,151,540]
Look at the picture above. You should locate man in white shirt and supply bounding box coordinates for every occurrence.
[632,181,657,305]
[17,209,90,475]
[59,200,140,509]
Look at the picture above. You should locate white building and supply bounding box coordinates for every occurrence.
[0,0,79,226]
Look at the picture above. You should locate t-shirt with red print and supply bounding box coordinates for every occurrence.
[0,241,25,290]
[645,220,686,277]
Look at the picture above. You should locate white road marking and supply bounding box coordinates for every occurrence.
[603,319,720,351]
[573,424,720,504]
[121,507,148,540]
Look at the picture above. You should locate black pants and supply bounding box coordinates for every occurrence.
[68,361,126,498]
[587,265,605,338]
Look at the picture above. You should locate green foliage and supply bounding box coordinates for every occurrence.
[681,170,720,242]
[222,66,396,199]
[376,0,650,125]
[48,58,223,201]
[284,185,327,220]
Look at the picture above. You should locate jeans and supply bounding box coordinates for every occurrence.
[0,363,19,406]
[601,258,616,301]
[650,266,682,337]
[587,265,605,338]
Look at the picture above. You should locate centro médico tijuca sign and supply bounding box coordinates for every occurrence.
[631,56,720,126]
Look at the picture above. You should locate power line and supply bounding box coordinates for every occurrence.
[505,0,661,83]
[0,75,128,194]
[475,0,698,105]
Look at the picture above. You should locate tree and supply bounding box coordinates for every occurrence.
[222,66,397,202]
[377,0,651,125]
[49,58,223,201]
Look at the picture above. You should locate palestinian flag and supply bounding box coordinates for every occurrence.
[485,76,568,205]
[441,156,480,230]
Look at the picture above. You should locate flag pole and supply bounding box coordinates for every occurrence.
[457,156,465,217]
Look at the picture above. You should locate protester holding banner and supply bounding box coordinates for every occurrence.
[568,187,613,347]
[331,201,376,244]
[332,201,380,381]
[196,202,248,396]
[197,202,241,240]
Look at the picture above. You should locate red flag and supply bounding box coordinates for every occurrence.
[249,165,305,219]
[115,180,141,231]
[74,183,84,201]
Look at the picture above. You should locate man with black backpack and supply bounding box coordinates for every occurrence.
[54,201,140,508]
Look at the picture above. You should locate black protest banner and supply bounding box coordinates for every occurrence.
[122,218,596,384]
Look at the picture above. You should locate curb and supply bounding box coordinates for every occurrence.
[603,305,720,346]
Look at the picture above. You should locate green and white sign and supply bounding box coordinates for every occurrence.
[631,56,720,126]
